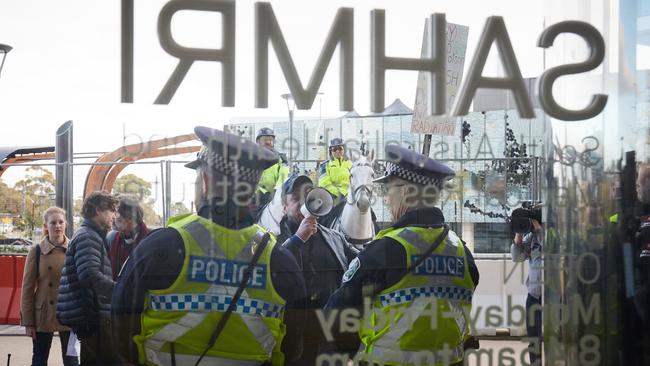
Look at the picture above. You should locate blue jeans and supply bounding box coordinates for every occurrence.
[526,293,543,365]
[32,331,79,366]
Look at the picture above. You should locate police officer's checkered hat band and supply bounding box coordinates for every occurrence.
[185,126,278,184]
[374,144,455,185]
[383,161,442,186]
[201,148,263,184]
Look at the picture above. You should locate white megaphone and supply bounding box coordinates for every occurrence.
[300,187,334,218]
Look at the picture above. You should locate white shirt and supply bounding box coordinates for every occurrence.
[511,231,543,299]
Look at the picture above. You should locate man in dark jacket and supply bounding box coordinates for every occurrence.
[57,191,119,365]
[278,174,358,365]
[107,195,149,279]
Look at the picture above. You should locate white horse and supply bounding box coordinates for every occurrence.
[257,155,377,246]
[320,153,377,247]
[257,181,285,235]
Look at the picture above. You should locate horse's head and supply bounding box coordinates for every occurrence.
[349,153,375,213]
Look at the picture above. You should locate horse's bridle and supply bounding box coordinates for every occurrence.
[346,184,374,206]
[346,162,375,206]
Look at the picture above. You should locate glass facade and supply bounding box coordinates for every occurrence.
[228,106,548,254]
[222,2,650,362]
[2,0,650,364]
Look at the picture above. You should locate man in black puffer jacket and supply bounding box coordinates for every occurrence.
[57,191,119,365]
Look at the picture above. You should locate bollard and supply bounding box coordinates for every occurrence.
[6,353,10,366]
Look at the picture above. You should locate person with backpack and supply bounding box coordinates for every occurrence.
[21,206,79,366]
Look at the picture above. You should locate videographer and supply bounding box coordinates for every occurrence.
[510,202,543,365]
[632,162,650,363]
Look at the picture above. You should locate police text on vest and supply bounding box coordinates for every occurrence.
[189,256,267,288]
[412,255,465,277]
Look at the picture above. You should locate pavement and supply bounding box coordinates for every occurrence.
[1,334,64,366]
[0,335,532,366]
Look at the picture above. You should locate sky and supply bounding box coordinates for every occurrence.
[0,0,618,213]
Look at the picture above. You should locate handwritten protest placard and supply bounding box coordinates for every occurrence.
[411,21,469,136]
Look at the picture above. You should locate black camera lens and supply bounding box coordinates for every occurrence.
[512,217,532,234]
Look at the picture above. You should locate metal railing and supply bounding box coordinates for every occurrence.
[1,156,544,253]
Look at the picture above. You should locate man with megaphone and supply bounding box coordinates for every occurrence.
[278,173,359,366]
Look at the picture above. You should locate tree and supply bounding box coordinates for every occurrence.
[170,202,191,217]
[12,167,55,235]
[113,174,152,200]
[113,174,161,227]
[0,180,22,216]
[72,198,84,232]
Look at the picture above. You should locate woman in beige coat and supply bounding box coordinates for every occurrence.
[21,207,79,366]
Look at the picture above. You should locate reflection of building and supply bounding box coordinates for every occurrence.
[229,96,551,253]
[0,215,14,235]
[538,4,650,364]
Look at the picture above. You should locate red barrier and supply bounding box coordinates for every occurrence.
[0,256,16,324]
[9,255,26,324]
[0,255,27,325]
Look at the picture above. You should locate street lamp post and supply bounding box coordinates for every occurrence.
[0,44,13,78]
[281,93,324,171]
[31,198,36,240]
[31,194,46,241]
[281,93,296,169]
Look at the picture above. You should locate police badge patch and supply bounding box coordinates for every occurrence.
[342,257,360,283]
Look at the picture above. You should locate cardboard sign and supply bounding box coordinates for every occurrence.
[411,21,469,135]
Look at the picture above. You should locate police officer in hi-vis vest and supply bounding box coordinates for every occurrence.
[319,138,352,199]
[112,126,306,366]
[326,145,479,366]
[255,128,289,200]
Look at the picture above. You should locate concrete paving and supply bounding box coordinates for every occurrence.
[0,336,531,366]
[1,334,65,366]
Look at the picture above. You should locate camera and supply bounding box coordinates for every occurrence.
[510,201,543,234]
[637,220,650,259]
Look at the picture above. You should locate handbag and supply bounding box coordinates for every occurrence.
[66,330,81,357]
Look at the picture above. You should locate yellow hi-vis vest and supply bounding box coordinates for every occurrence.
[257,159,289,194]
[318,158,352,197]
[357,226,475,366]
[134,214,287,366]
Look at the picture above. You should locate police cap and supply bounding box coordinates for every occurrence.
[374,144,455,187]
[185,126,278,185]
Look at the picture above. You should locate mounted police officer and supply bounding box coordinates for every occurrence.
[112,127,306,366]
[319,138,352,199]
[256,127,289,201]
[326,145,479,366]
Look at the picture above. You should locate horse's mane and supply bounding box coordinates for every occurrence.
[352,155,369,167]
